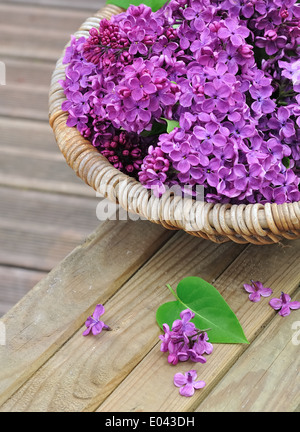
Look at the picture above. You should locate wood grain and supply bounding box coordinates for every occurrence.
[2,0,105,11]
[0,232,246,411]
[0,150,95,196]
[0,118,58,153]
[0,186,98,234]
[0,84,50,120]
[0,186,100,270]
[0,61,96,196]
[0,0,105,316]
[96,239,300,412]
[3,58,53,88]
[0,266,46,317]
[0,218,173,407]
[194,291,300,412]
[0,4,93,33]
[0,58,54,121]
[0,25,70,62]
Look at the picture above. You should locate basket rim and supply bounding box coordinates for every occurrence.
[48,4,300,245]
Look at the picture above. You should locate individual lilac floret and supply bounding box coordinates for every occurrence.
[218,18,250,47]
[82,304,110,336]
[172,309,196,341]
[256,30,287,56]
[174,370,206,397]
[243,280,273,302]
[268,107,295,139]
[194,331,213,355]
[159,323,172,353]
[269,292,300,317]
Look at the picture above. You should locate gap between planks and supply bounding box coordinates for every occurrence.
[1,226,299,411]
[0,230,248,412]
[0,2,106,62]
[0,3,99,31]
[0,0,105,12]
[0,218,175,407]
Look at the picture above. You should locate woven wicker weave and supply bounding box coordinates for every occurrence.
[49,5,300,245]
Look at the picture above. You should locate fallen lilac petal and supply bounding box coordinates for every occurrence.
[269,292,300,317]
[174,370,206,397]
[83,304,110,336]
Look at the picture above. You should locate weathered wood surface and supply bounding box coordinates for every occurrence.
[0,0,299,413]
[2,0,102,11]
[0,222,299,412]
[0,187,99,270]
[97,238,300,413]
[195,291,300,412]
[0,218,174,407]
[0,266,46,316]
[0,4,92,61]
[0,0,106,316]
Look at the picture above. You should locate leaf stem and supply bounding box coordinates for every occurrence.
[166,284,180,301]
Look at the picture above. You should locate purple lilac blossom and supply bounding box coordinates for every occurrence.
[269,292,300,317]
[159,309,213,366]
[60,0,300,205]
[174,370,206,397]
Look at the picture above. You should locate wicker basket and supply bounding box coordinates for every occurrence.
[49,5,300,245]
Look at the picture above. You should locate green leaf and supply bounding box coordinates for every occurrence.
[156,277,249,344]
[282,157,290,169]
[106,0,168,12]
[140,121,167,137]
[162,118,180,134]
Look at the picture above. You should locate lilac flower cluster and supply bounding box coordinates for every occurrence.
[159,309,213,365]
[61,0,300,204]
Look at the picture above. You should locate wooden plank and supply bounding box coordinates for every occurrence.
[0,225,90,271]
[0,3,107,61]
[0,61,98,196]
[0,84,50,120]
[0,118,58,154]
[0,150,95,196]
[0,266,46,317]
[0,232,247,411]
[0,59,54,122]
[0,186,100,270]
[0,77,95,197]
[0,25,71,62]
[3,58,53,88]
[194,291,300,412]
[95,239,300,412]
[1,0,105,12]
[0,3,97,62]
[0,4,94,33]
[0,219,174,407]
[0,186,98,234]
